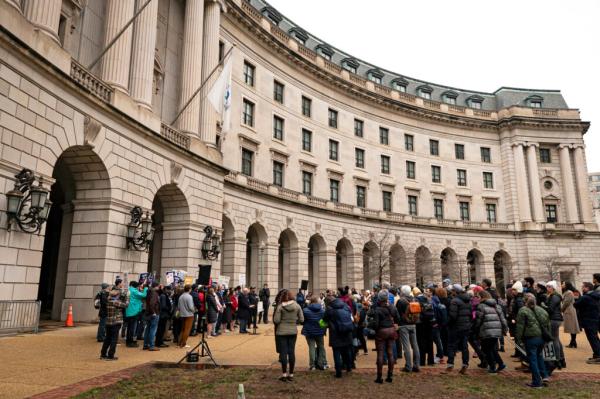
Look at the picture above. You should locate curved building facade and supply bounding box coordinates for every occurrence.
[0,0,597,321]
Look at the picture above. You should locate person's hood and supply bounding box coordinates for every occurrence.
[330,298,346,309]
[457,293,471,303]
[281,300,297,311]
[483,299,497,307]
[588,290,600,300]
[307,303,323,312]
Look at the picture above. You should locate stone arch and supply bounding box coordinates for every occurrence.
[39,145,111,321]
[278,229,299,291]
[493,250,512,298]
[363,241,380,289]
[467,248,484,285]
[246,222,268,288]
[308,234,327,293]
[389,244,406,285]
[336,238,354,288]
[415,245,433,288]
[148,184,190,279]
[440,247,460,285]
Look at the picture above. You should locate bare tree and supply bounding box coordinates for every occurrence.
[538,256,566,281]
[364,230,393,286]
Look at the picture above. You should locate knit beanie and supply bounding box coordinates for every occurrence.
[412,287,422,296]
[401,285,412,296]
[378,290,389,302]
[546,280,558,291]
[452,284,464,293]
[512,281,523,293]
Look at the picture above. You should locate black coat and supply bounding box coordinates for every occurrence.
[574,291,600,329]
[545,293,563,321]
[448,293,472,331]
[159,292,172,319]
[206,294,219,323]
[237,293,251,320]
[323,298,353,348]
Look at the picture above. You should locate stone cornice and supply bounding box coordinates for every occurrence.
[226,0,589,135]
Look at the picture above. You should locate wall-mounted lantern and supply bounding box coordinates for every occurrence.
[201,225,221,260]
[5,169,51,234]
[126,206,153,251]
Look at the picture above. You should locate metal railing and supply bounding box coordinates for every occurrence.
[0,300,41,334]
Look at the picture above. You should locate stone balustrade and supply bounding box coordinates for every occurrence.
[70,60,113,102]
[159,123,191,149]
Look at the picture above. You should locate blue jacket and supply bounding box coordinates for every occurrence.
[302,303,325,337]
[125,286,148,317]
[323,298,353,348]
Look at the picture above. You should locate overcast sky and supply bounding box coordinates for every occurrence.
[267,0,600,172]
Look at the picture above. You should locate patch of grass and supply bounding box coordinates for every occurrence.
[74,367,599,399]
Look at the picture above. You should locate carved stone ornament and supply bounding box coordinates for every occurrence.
[255,209,263,223]
[286,216,293,228]
[170,161,182,185]
[83,116,102,147]
[315,222,321,234]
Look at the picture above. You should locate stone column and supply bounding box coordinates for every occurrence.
[200,0,222,146]
[23,0,62,43]
[129,0,158,109]
[6,0,22,13]
[573,145,595,224]
[559,144,579,223]
[512,143,532,222]
[289,247,308,291]
[177,0,204,135]
[526,143,544,222]
[100,0,135,94]
[319,250,338,292]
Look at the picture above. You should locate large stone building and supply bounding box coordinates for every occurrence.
[590,172,600,226]
[0,0,598,321]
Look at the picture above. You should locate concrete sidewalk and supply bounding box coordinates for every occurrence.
[0,324,598,399]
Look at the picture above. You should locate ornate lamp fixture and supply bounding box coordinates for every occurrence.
[126,206,153,251]
[201,225,221,260]
[5,169,51,234]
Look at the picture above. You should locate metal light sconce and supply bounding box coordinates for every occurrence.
[126,206,153,251]
[201,225,221,260]
[5,168,51,234]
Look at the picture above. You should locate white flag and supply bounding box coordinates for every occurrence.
[207,57,232,135]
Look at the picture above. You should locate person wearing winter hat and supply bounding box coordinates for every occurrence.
[95,283,111,342]
[396,285,421,372]
[509,281,526,359]
[368,290,401,383]
[535,282,548,306]
[545,281,565,368]
[444,281,473,374]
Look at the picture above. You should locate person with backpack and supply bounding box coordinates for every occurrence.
[444,284,473,374]
[396,285,421,373]
[431,287,448,363]
[516,294,551,388]
[368,290,400,384]
[100,286,129,360]
[273,289,304,382]
[94,283,110,342]
[323,294,355,378]
[475,290,507,373]
[156,285,172,348]
[143,282,161,351]
[414,287,434,366]
[302,295,327,370]
[544,281,565,368]
[124,281,148,347]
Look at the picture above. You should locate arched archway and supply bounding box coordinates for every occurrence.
[493,250,512,298]
[336,238,353,288]
[363,241,379,289]
[220,215,236,280]
[148,184,190,278]
[389,244,406,285]
[415,246,433,288]
[39,146,111,320]
[246,223,268,288]
[467,249,484,285]
[440,247,459,284]
[308,234,326,293]
[278,229,298,291]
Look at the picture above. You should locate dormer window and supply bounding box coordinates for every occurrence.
[288,27,308,46]
[417,85,433,100]
[466,95,484,109]
[316,44,334,61]
[392,78,408,93]
[525,95,544,108]
[260,6,282,25]
[442,91,458,105]
[367,69,383,85]
[341,58,359,74]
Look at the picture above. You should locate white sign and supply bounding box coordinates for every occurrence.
[239,273,246,287]
[218,275,230,288]
[257,301,263,314]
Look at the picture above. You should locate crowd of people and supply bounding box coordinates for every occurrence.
[94,273,600,389]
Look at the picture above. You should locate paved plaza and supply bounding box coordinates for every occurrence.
[1,323,599,399]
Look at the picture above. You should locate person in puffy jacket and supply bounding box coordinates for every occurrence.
[445,284,472,374]
[302,296,326,370]
[274,289,304,382]
[368,290,400,384]
[574,282,600,363]
[544,281,565,368]
[124,281,148,347]
[324,296,354,378]
[475,290,507,373]
[516,294,551,388]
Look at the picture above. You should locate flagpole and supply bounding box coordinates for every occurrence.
[170,45,235,127]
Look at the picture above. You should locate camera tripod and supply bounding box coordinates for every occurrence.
[177,315,218,366]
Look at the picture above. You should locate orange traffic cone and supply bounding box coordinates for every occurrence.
[65,304,74,327]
